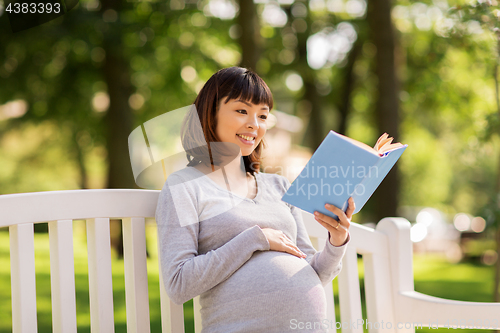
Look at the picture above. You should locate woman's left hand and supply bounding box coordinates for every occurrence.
[314,197,354,247]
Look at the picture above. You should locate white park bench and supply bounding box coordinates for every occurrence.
[0,189,499,333]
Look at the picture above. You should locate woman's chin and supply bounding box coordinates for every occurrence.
[240,146,256,156]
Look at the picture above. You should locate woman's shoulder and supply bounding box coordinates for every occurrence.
[161,166,207,190]
[167,167,198,181]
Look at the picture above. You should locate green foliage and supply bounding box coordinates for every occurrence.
[449,0,500,33]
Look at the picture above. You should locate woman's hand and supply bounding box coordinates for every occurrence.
[261,228,307,258]
[314,197,354,247]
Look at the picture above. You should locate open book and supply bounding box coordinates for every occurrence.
[341,132,406,156]
[281,131,407,220]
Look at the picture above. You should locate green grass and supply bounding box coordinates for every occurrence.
[412,254,496,333]
[0,226,497,333]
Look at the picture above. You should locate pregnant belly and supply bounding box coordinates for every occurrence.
[200,251,328,332]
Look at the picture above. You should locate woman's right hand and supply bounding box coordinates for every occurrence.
[260,228,307,258]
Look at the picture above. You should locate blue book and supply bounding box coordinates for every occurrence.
[281,130,407,219]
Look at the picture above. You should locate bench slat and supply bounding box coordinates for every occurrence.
[399,291,500,329]
[87,218,115,333]
[9,223,38,333]
[159,280,185,333]
[193,296,202,333]
[48,220,77,333]
[338,247,363,333]
[363,252,396,333]
[122,217,151,333]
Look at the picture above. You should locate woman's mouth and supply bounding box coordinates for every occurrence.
[236,134,255,145]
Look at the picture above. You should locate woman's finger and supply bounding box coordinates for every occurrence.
[284,238,306,256]
[315,215,346,239]
[315,215,336,231]
[286,243,306,258]
[279,236,305,257]
[278,232,306,257]
[315,215,349,246]
[317,204,351,232]
[314,211,338,229]
[323,204,350,226]
[345,197,356,219]
[314,211,344,232]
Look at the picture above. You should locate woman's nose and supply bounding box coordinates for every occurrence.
[246,115,259,128]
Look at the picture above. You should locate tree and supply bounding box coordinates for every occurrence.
[446,0,500,302]
[237,0,262,71]
[367,0,402,220]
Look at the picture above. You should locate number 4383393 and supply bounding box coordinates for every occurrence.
[5,2,61,14]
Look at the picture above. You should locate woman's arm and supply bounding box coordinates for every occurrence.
[156,175,270,305]
[279,175,350,286]
[292,204,350,286]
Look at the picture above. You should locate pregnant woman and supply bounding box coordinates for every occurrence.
[156,67,354,332]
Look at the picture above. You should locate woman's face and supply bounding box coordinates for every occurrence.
[215,98,270,157]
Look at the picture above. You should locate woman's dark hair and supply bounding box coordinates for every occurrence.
[181,67,273,175]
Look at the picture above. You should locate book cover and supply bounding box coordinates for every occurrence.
[281,130,407,220]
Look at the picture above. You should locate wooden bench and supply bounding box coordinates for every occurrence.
[0,189,499,333]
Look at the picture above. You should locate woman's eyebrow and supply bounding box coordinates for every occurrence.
[236,100,252,107]
[236,99,270,110]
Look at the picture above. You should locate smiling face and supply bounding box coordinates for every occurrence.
[186,67,274,172]
[215,98,270,157]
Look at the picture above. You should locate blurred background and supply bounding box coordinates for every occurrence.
[0,0,500,331]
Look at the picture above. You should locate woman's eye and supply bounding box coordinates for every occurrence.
[260,115,267,120]
[236,109,247,114]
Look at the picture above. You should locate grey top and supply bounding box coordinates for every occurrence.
[156,166,350,332]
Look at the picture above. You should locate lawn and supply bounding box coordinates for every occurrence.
[0,223,496,333]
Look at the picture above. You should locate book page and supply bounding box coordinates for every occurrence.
[337,133,379,155]
[374,133,405,155]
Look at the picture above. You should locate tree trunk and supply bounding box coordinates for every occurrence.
[72,129,88,189]
[301,80,324,150]
[102,52,136,190]
[293,9,325,150]
[101,0,137,258]
[237,0,262,71]
[367,0,401,220]
[337,39,362,136]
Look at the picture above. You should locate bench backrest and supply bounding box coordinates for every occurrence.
[1,189,499,333]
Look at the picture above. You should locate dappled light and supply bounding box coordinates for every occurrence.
[307,22,357,69]
[0,100,28,120]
